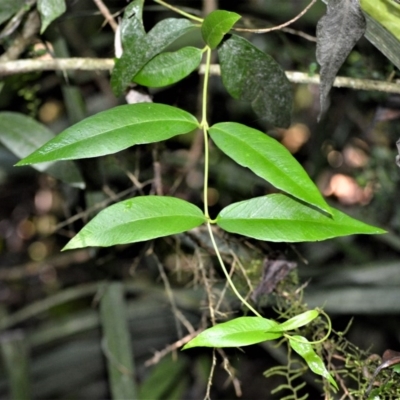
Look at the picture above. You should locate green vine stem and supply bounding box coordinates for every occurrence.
[206,222,262,317]
[201,46,211,219]
[153,0,204,23]
[199,44,261,317]
[284,308,333,345]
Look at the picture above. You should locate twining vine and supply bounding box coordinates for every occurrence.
[1,0,398,399]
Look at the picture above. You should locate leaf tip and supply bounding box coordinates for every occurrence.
[62,237,84,251]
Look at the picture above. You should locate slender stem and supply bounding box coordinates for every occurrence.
[153,0,204,22]
[284,308,333,345]
[202,47,212,219]
[201,46,260,317]
[206,222,262,317]
[92,0,118,32]
[234,0,317,34]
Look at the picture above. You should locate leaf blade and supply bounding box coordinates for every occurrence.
[289,335,338,390]
[63,196,206,250]
[209,122,330,213]
[37,0,66,33]
[218,34,292,128]
[316,0,366,116]
[216,194,386,242]
[120,0,146,47]
[183,317,282,349]
[278,310,319,332]
[111,18,198,96]
[16,104,199,164]
[133,47,202,87]
[201,10,241,49]
[0,112,84,188]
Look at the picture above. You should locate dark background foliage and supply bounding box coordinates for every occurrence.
[0,0,400,399]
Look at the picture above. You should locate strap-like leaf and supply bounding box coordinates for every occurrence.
[361,0,400,42]
[316,0,366,117]
[201,10,241,49]
[278,310,319,332]
[218,34,292,128]
[216,194,385,242]
[111,18,198,96]
[16,103,199,164]
[63,196,206,250]
[0,112,84,188]
[183,317,282,349]
[289,335,338,390]
[209,122,330,214]
[133,47,202,87]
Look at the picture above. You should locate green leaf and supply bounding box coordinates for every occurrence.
[63,196,206,250]
[16,103,199,165]
[363,12,400,71]
[139,356,188,400]
[133,47,203,87]
[182,317,282,349]
[0,112,84,188]
[361,0,400,42]
[37,0,66,34]
[278,310,319,332]
[209,122,330,214]
[112,18,198,96]
[216,194,386,243]
[120,0,146,47]
[201,10,241,49]
[289,335,338,390]
[218,34,292,128]
[0,0,25,25]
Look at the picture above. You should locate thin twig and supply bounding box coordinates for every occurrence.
[92,0,118,31]
[1,58,399,94]
[205,349,217,400]
[53,186,138,233]
[234,0,317,34]
[218,349,242,397]
[144,329,203,367]
[0,58,114,75]
[200,64,400,94]
[151,250,196,338]
[281,26,316,42]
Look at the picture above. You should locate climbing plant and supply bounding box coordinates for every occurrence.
[2,0,399,398]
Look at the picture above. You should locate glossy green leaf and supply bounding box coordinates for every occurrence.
[289,335,338,390]
[37,0,66,33]
[201,10,241,49]
[112,18,198,96]
[63,196,206,250]
[216,194,386,243]
[133,47,203,87]
[278,310,319,332]
[182,317,282,349]
[16,104,199,165]
[218,34,292,128]
[209,122,330,214]
[0,112,84,188]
